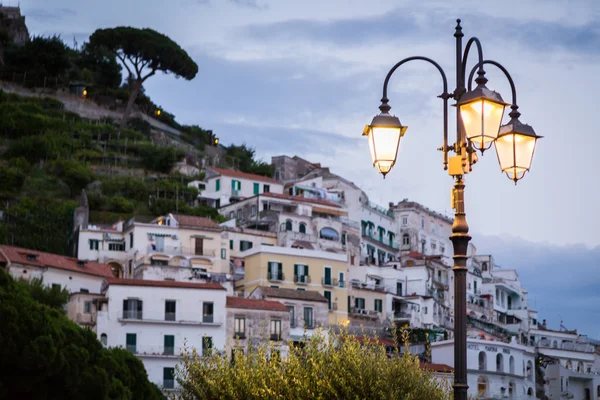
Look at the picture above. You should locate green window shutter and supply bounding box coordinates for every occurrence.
[164,335,174,348]
[324,291,332,309]
[230,240,233,250]
[278,262,283,275]
[126,333,136,346]
[305,265,309,277]
[238,181,241,190]
[294,264,298,278]
[216,179,220,191]
[231,180,236,190]
[347,296,351,312]
[254,183,259,195]
[324,267,331,280]
[342,232,346,245]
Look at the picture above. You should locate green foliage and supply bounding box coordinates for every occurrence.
[0,270,163,399]
[138,144,184,173]
[3,35,71,79]
[127,116,152,135]
[76,42,123,88]
[176,328,451,400]
[101,176,148,202]
[16,277,69,310]
[108,195,135,213]
[225,143,275,178]
[46,159,95,196]
[0,164,25,196]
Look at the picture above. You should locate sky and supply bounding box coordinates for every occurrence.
[19,0,600,336]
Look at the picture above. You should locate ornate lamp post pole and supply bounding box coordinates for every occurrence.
[363,20,541,400]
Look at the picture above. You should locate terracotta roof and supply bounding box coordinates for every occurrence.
[404,251,425,260]
[226,296,288,312]
[107,278,226,290]
[0,245,114,278]
[261,192,342,208]
[420,362,454,373]
[254,286,328,303]
[172,214,221,230]
[207,167,280,184]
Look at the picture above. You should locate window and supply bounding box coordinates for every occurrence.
[51,283,60,289]
[319,227,339,241]
[123,299,143,319]
[322,266,332,286]
[424,306,428,314]
[89,239,99,250]
[263,184,270,193]
[163,367,175,389]
[164,335,174,355]
[303,307,314,328]
[108,242,125,251]
[402,216,408,226]
[296,287,306,291]
[441,246,445,254]
[165,300,176,321]
[496,353,504,372]
[299,223,306,234]
[229,211,234,220]
[421,216,425,229]
[482,262,488,271]
[216,179,220,191]
[552,340,557,348]
[253,183,259,195]
[26,254,37,261]
[477,376,488,398]
[341,232,346,245]
[285,220,293,231]
[294,264,309,283]
[509,356,515,374]
[354,298,365,310]
[100,333,107,347]
[84,301,92,313]
[198,183,206,190]
[375,299,383,312]
[339,272,345,288]
[324,290,332,309]
[287,306,295,327]
[126,333,136,353]
[221,248,226,259]
[202,336,213,355]
[80,288,89,293]
[203,302,214,323]
[396,282,403,296]
[237,209,242,220]
[128,260,132,276]
[430,221,436,234]
[270,319,282,340]
[129,232,134,249]
[268,261,283,281]
[234,317,246,338]
[350,255,355,265]
[240,240,253,251]
[251,205,257,216]
[478,351,487,370]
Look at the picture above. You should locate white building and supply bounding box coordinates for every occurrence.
[96,278,227,392]
[192,167,284,208]
[432,337,536,399]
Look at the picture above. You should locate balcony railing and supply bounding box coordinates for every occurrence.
[203,314,214,323]
[163,379,175,390]
[128,345,182,357]
[165,312,176,321]
[147,244,182,255]
[270,333,281,341]
[362,200,394,218]
[338,280,346,288]
[233,332,247,339]
[350,308,379,318]
[123,310,143,320]
[294,275,311,284]
[393,311,412,320]
[361,231,400,249]
[321,277,338,287]
[268,271,285,281]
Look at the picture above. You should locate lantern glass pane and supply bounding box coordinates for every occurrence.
[460,99,505,149]
[495,133,537,180]
[370,126,401,174]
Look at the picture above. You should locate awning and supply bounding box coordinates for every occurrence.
[151,255,169,261]
[190,235,213,239]
[148,233,173,238]
[312,206,348,217]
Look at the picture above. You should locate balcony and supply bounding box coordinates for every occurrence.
[132,345,183,358]
[268,271,285,282]
[361,231,400,250]
[338,280,346,288]
[122,310,143,320]
[270,333,281,341]
[294,275,311,284]
[393,311,412,321]
[279,231,316,245]
[119,312,223,326]
[350,308,379,319]
[75,312,96,325]
[165,312,176,321]
[321,277,338,287]
[147,245,182,255]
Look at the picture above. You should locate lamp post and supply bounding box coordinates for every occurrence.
[363,20,541,400]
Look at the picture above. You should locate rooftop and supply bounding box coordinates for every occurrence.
[170,214,221,230]
[226,296,288,312]
[0,245,114,278]
[106,278,226,291]
[261,192,342,209]
[420,362,454,373]
[253,286,328,303]
[207,167,280,184]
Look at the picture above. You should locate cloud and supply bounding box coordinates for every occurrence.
[474,234,600,338]
[229,0,268,10]
[26,8,77,21]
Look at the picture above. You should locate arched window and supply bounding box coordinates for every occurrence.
[402,234,410,246]
[527,360,533,381]
[497,353,504,372]
[109,262,123,278]
[299,223,306,234]
[477,376,488,398]
[577,361,584,373]
[527,387,534,397]
[482,262,488,271]
[285,220,292,231]
[552,340,558,348]
[319,227,339,241]
[478,351,487,370]
[509,355,515,374]
[508,381,515,399]
[566,360,573,370]
[100,333,107,347]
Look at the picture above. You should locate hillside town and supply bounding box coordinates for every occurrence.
[1,154,598,399]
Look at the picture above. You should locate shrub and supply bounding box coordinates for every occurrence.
[46,159,95,196]
[109,195,135,213]
[176,328,451,400]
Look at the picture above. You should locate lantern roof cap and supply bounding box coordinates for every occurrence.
[457,84,511,107]
[498,116,542,139]
[363,112,404,135]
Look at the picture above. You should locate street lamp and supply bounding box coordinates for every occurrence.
[364,20,541,400]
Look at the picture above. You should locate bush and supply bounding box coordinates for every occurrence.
[176,328,451,400]
[101,176,148,202]
[109,195,135,213]
[46,159,95,196]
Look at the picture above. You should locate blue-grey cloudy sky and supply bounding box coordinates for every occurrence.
[21,0,600,336]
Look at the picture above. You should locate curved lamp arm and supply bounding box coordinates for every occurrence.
[460,37,486,89]
[380,56,451,169]
[468,60,520,117]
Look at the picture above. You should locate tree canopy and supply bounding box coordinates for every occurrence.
[0,270,164,399]
[88,27,198,124]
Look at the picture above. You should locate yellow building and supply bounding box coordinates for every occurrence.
[239,245,348,325]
